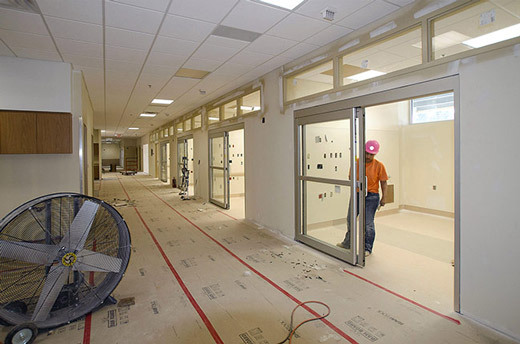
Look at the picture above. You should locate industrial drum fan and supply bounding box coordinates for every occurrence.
[0,193,131,344]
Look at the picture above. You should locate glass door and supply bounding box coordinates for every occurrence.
[177,137,194,196]
[295,108,366,266]
[159,142,169,182]
[209,132,229,208]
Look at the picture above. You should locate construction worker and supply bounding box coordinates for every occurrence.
[337,140,388,257]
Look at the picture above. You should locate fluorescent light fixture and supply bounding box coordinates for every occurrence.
[101,130,106,132]
[208,117,220,121]
[240,106,261,111]
[257,0,305,10]
[177,128,182,131]
[463,23,520,48]
[140,113,156,117]
[128,127,139,130]
[347,70,386,82]
[151,98,174,105]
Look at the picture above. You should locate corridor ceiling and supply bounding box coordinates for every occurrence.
[0,0,417,137]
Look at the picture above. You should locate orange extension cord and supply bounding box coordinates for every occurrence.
[277,301,331,344]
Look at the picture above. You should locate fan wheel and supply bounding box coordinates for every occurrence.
[0,193,131,330]
[5,323,38,344]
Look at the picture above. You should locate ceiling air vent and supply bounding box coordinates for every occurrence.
[0,0,40,13]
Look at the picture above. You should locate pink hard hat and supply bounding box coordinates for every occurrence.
[365,140,380,154]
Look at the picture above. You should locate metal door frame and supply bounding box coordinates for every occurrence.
[208,123,245,209]
[177,134,193,183]
[293,75,460,310]
[295,108,365,266]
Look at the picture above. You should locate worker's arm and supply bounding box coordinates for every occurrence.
[380,180,388,207]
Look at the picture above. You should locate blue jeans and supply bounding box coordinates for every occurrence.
[341,192,380,253]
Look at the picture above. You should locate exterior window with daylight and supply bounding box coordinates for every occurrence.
[176,122,183,134]
[341,26,422,86]
[208,108,220,124]
[411,93,454,124]
[193,114,202,129]
[285,60,333,102]
[164,128,168,137]
[241,90,261,114]
[184,119,191,131]
[223,101,237,120]
[169,126,174,136]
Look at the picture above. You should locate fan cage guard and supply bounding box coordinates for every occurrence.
[0,193,131,329]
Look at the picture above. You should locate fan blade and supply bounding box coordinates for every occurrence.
[0,240,59,265]
[59,201,99,252]
[73,249,122,273]
[31,265,70,322]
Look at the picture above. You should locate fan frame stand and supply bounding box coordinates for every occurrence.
[2,295,118,343]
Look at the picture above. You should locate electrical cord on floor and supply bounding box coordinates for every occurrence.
[277,301,331,344]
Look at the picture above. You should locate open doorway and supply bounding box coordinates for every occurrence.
[177,136,194,197]
[295,78,458,314]
[209,126,245,219]
[159,141,170,183]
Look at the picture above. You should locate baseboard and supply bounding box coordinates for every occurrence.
[401,205,454,218]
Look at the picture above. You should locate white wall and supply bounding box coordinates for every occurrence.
[229,129,244,196]
[193,130,208,200]
[102,142,121,160]
[0,56,71,112]
[457,46,520,339]
[0,57,81,218]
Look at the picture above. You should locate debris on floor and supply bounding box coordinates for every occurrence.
[111,198,136,207]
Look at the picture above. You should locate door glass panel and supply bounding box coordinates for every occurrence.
[211,169,225,204]
[304,181,352,249]
[211,136,224,167]
[303,119,351,180]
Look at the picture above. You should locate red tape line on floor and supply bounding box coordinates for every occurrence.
[131,177,359,344]
[83,313,92,344]
[342,269,460,325]
[117,178,224,344]
[217,209,238,221]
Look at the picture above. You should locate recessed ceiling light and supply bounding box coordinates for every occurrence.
[140,113,157,117]
[347,70,386,82]
[151,99,174,105]
[257,0,305,10]
[128,127,139,130]
[463,23,520,48]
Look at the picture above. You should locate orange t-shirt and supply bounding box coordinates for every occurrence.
[351,159,388,193]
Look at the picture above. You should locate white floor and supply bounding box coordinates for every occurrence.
[308,210,455,314]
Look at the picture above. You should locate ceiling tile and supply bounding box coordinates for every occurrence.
[142,62,180,76]
[161,15,216,42]
[105,27,154,50]
[183,57,222,72]
[105,45,148,64]
[246,34,297,55]
[45,17,102,43]
[55,38,102,58]
[295,0,372,22]
[304,24,352,46]
[267,13,330,41]
[11,47,62,61]
[191,42,242,62]
[204,35,249,50]
[0,41,15,56]
[228,49,273,67]
[221,0,288,33]
[153,36,199,58]
[169,0,239,23]
[111,0,170,12]
[0,8,48,35]
[257,54,294,72]
[337,0,399,30]
[386,0,416,6]
[105,59,142,73]
[279,42,320,59]
[62,53,103,68]
[157,76,201,99]
[212,61,251,77]
[147,51,188,67]
[37,0,103,24]
[0,29,56,51]
[105,1,163,34]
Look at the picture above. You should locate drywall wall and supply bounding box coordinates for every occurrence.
[457,45,520,339]
[0,57,80,218]
[102,142,121,160]
[229,129,244,197]
[78,71,95,196]
[0,56,71,112]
